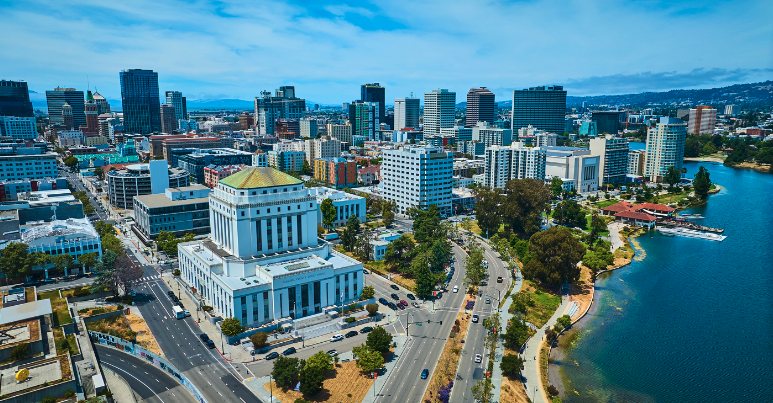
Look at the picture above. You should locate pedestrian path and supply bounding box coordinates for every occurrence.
[521,296,570,403]
[490,271,522,402]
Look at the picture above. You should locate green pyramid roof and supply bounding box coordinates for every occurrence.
[219,167,302,189]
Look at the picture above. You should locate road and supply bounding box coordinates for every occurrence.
[450,238,513,403]
[62,169,111,222]
[95,344,197,403]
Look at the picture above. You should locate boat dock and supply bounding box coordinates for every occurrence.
[660,219,724,233]
[657,227,727,241]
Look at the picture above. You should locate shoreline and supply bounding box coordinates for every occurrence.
[685,157,771,174]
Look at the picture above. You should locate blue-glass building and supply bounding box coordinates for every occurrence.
[120,69,161,134]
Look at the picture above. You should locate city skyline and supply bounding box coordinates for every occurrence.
[1,0,771,105]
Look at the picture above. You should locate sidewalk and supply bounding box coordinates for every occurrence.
[102,367,138,403]
[607,221,626,251]
[490,271,521,401]
[521,296,570,403]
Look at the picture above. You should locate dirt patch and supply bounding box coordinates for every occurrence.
[0,319,41,349]
[126,313,162,356]
[499,344,531,403]
[422,300,473,403]
[569,265,594,321]
[25,287,35,303]
[262,360,375,403]
[85,314,136,343]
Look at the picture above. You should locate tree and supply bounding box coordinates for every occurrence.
[664,166,681,188]
[502,179,551,239]
[411,204,442,243]
[301,159,311,176]
[157,231,195,256]
[272,356,302,389]
[0,242,34,281]
[463,241,486,287]
[524,227,586,286]
[702,142,717,155]
[220,317,245,337]
[382,209,394,226]
[366,326,393,355]
[306,351,334,372]
[429,239,450,272]
[587,214,607,247]
[320,198,336,230]
[500,354,525,377]
[90,250,118,294]
[78,252,99,273]
[366,303,378,316]
[298,357,326,396]
[414,251,436,299]
[52,253,75,276]
[504,320,531,349]
[94,167,105,180]
[370,199,382,215]
[64,156,79,170]
[471,379,494,403]
[554,200,585,228]
[510,291,534,315]
[250,332,269,349]
[549,177,564,198]
[474,188,502,237]
[341,215,359,252]
[112,253,143,294]
[384,235,415,273]
[556,314,572,330]
[94,222,117,238]
[361,286,375,299]
[353,231,373,263]
[693,166,712,199]
[353,344,385,373]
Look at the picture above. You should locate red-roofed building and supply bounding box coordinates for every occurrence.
[635,203,674,217]
[600,201,634,216]
[613,210,658,228]
[357,164,381,186]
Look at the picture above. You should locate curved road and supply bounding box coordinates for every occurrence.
[95,345,197,403]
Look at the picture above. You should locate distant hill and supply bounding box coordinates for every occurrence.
[566,81,773,107]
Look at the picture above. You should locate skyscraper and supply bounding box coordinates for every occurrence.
[84,91,99,133]
[424,89,456,136]
[511,85,567,133]
[591,111,626,135]
[92,90,111,114]
[589,135,630,185]
[0,80,34,117]
[349,102,379,141]
[165,91,187,121]
[160,104,177,134]
[466,87,495,126]
[254,86,305,135]
[687,106,717,135]
[46,87,85,127]
[483,143,546,189]
[62,102,74,130]
[120,69,161,134]
[361,83,385,122]
[644,117,687,182]
[394,97,420,130]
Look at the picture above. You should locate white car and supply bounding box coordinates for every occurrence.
[330,334,344,342]
[474,354,482,363]
[184,310,191,317]
[453,285,459,293]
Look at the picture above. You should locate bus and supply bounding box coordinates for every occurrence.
[172,306,185,319]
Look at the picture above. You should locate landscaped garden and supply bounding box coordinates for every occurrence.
[37,290,73,326]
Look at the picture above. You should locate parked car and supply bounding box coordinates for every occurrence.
[345,330,358,338]
[330,334,344,342]
[400,300,407,307]
[205,340,215,349]
[497,277,503,283]
[327,350,338,357]
[407,293,416,300]
[360,326,373,334]
[199,334,210,342]
[485,298,490,304]
[363,269,369,274]
[397,303,405,310]
[412,302,420,308]
[391,293,399,300]
[390,284,400,291]
[168,291,175,297]
[421,369,429,379]
[42,278,56,284]
[388,302,397,310]
[283,347,296,356]
[265,352,279,360]
[474,354,482,363]
[472,314,479,323]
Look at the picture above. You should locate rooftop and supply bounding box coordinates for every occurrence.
[219,167,302,189]
[133,193,208,209]
[20,218,97,244]
[0,299,52,326]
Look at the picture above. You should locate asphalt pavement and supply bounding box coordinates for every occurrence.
[95,344,197,403]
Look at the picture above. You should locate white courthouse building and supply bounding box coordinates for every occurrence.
[177,167,363,327]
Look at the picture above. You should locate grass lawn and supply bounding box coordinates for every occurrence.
[584,215,610,236]
[85,313,136,342]
[78,306,119,317]
[594,199,620,208]
[37,290,73,326]
[511,280,562,328]
[655,191,689,205]
[61,286,91,298]
[53,328,80,356]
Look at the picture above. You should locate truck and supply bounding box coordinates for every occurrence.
[173,306,185,319]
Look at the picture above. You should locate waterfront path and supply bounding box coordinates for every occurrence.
[490,279,517,401]
[608,221,626,251]
[521,295,570,403]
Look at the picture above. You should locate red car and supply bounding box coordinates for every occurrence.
[400,300,408,307]
[397,303,405,310]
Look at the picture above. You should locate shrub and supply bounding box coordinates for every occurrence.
[202,305,213,312]
[73,288,90,297]
[345,317,356,323]
[64,389,76,398]
[117,304,124,310]
[42,397,56,403]
[366,303,378,316]
[10,343,30,361]
[251,332,269,349]
[547,385,559,396]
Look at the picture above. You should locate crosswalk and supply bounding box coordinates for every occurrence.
[142,275,162,281]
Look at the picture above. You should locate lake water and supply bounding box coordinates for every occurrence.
[557,161,773,403]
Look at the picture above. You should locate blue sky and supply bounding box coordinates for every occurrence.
[1,0,771,105]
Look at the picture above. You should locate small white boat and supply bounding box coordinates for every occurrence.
[657,227,725,241]
[679,214,705,219]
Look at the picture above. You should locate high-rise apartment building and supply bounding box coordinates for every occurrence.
[254,86,305,135]
[300,118,318,139]
[165,91,188,121]
[394,97,420,130]
[628,149,646,176]
[466,87,495,127]
[724,104,738,116]
[46,87,85,127]
[62,103,74,130]
[314,157,357,189]
[349,102,379,141]
[424,89,456,136]
[84,101,98,133]
[644,117,687,182]
[472,122,512,148]
[440,126,473,142]
[687,106,717,135]
[483,143,546,189]
[361,83,385,122]
[589,135,630,185]
[120,69,161,134]
[535,133,558,147]
[0,80,34,117]
[160,104,177,134]
[381,145,453,216]
[327,123,352,145]
[305,135,341,167]
[511,85,566,133]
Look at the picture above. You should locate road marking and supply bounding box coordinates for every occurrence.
[102,361,166,403]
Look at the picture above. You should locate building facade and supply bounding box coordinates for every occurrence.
[177,167,364,326]
[466,87,495,126]
[300,119,318,139]
[107,161,191,209]
[313,157,357,189]
[162,137,235,164]
[120,69,161,134]
[423,89,456,136]
[310,187,366,227]
[511,86,566,133]
[165,91,188,121]
[544,147,600,193]
[591,111,626,135]
[483,143,546,189]
[305,136,341,168]
[327,123,352,145]
[628,149,646,176]
[381,145,453,216]
[0,80,34,117]
[254,86,305,135]
[46,88,85,128]
[0,153,58,181]
[176,148,253,184]
[160,104,177,134]
[687,106,717,135]
[644,117,687,182]
[0,116,37,139]
[349,102,380,141]
[393,97,420,131]
[535,132,558,147]
[441,126,473,143]
[589,135,630,185]
[132,185,210,242]
[267,150,305,172]
[471,121,512,147]
[361,83,385,123]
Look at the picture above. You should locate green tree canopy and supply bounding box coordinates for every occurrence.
[503,320,531,349]
[220,317,245,337]
[157,231,195,256]
[664,166,681,187]
[64,156,79,169]
[411,205,443,243]
[341,214,359,252]
[549,177,564,198]
[524,227,586,286]
[353,344,385,373]
[366,326,393,355]
[501,178,551,239]
[272,356,302,389]
[554,200,585,228]
[500,354,525,376]
[320,198,336,229]
[463,241,486,287]
[301,159,311,176]
[693,166,712,199]
[414,251,436,299]
[0,242,34,280]
[384,235,415,273]
[78,252,100,272]
[382,209,395,226]
[473,188,503,237]
[298,358,325,396]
